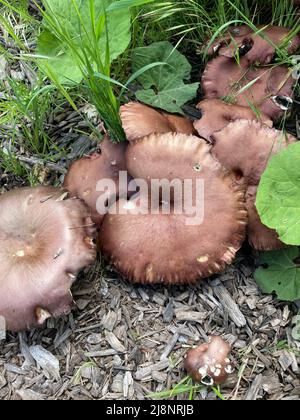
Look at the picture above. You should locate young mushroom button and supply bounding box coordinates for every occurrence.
[98,133,247,285]
[0,186,96,332]
[184,336,234,386]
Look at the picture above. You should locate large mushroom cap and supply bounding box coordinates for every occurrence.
[193,99,272,141]
[99,133,247,285]
[209,25,300,64]
[184,336,233,386]
[211,120,296,250]
[202,57,295,121]
[63,136,127,227]
[120,102,195,142]
[0,186,96,332]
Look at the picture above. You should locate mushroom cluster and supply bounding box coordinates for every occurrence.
[204,25,300,121]
[0,187,96,331]
[1,23,298,331]
[64,65,297,284]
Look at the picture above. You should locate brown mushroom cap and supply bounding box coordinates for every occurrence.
[184,336,233,386]
[120,102,195,142]
[0,186,96,332]
[211,120,296,250]
[209,25,300,65]
[99,133,247,285]
[207,25,253,56]
[193,99,273,141]
[246,186,285,250]
[202,56,295,121]
[63,136,128,227]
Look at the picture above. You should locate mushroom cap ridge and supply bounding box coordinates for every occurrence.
[120,102,195,142]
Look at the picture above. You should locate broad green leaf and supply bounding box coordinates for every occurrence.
[132,41,199,114]
[256,142,300,245]
[254,247,300,301]
[106,0,154,11]
[37,0,131,83]
[136,80,199,114]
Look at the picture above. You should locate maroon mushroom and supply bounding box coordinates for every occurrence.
[184,336,234,386]
[210,119,296,250]
[98,133,247,285]
[202,56,295,121]
[64,135,128,227]
[193,99,272,141]
[208,25,300,65]
[0,186,96,331]
[120,102,195,142]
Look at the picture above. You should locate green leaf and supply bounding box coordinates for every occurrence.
[254,247,300,301]
[132,41,199,114]
[37,0,131,83]
[136,80,199,114]
[106,0,154,12]
[256,142,300,245]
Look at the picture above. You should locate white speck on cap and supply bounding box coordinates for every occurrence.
[225,365,234,374]
[198,367,208,377]
[15,250,25,257]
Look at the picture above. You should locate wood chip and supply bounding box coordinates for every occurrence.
[105,331,126,353]
[213,284,247,327]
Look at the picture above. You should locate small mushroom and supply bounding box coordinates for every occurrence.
[99,133,247,285]
[210,120,296,250]
[202,56,295,121]
[0,186,96,331]
[193,99,272,141]
[209,25,300,65]
[64,135,128,227]
[184,336,233,386]
[120,102,195,142]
